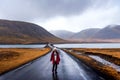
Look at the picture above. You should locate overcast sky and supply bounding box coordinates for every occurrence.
[0,0,120,32]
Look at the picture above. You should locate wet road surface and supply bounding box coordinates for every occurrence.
[0,49,105,80]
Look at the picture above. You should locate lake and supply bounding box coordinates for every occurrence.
[0,43,120,48]
[55,43,120,48]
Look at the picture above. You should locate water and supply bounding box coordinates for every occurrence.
[0,43,120,48]
[55,43,120,48]
[89,55,120,72]
[0,44,45,48]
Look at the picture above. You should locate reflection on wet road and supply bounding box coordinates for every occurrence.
[0,49,105,80]
[52,72,59,80]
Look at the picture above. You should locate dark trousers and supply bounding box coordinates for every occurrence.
[52,71,59,80]
[52,62,58,72]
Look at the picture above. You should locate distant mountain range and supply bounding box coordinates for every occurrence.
[50,30,75,39]
[0,20,64,44]
[50,25,120,42]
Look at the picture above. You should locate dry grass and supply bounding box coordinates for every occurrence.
[64,49,120,80]
[72,48,120,58]
[72,48,120,65]
[0,48,50,75]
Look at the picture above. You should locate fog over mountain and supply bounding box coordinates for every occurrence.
[50,30,75,40]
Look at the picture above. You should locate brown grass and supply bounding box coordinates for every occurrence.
[72,48,120,58]
[72,48,120,65]
[0,48,50,75]
[64,49,120,80]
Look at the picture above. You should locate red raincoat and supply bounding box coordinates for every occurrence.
[50,50,60,64]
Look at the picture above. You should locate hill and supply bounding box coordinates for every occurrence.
[92,25,120,39]
[71,25,120,42]
[71,28,100,39]
[51,25,120,42]
[0,20,64,44]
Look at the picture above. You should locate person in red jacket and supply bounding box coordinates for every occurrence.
[50,47,60,73]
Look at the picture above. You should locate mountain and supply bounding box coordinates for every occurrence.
[50,30,75,40]
[50,25,120,43]
[71,25,120,42]
[71,28,100,39]
[92,25,120,39]
[0,20,64,44]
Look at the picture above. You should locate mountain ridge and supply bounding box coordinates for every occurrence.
[0,19,64,44]
[51,25,120,42]
[71,28,101,39]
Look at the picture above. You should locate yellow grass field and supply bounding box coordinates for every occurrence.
[0,48,51,75]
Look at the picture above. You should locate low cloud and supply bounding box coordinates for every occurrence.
[0,0,92,21]
[0,0,120,32]
[38,4,120,32]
